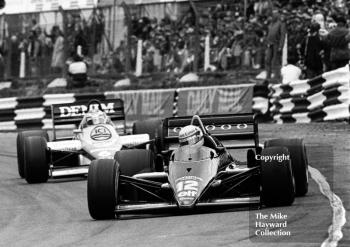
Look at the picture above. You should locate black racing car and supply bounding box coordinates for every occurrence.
[87,114,308,220]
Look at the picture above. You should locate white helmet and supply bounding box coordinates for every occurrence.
[86,110,108,126]
[179,125,204,148]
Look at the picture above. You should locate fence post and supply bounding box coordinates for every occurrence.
[121,1,132,73]
[135,39,143,76]
[204,34,210,71]
[89,7,98,74]
[20,51,25,78]
[282,34,288,66]
[59,6,67,77]
[189,0,199,72]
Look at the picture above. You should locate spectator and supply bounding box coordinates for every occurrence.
[36,27,48,76]
[27,30,41,77]
[324,15,350,70]
[0,39,5,79]
[281,55,302,84]
[114,40,126,72]
[9,34,20,77]
[302,22,324,78]
[265,9,286,79]
[51,26,64,75]
[73,23,88,57]
[231,31,244,68]
[67,53,87,88]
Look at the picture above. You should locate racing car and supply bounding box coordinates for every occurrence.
[16,99,161,184]
[87,114,308,220]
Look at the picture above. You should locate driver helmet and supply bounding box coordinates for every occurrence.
[178,125,204,149]
[86,110,108,126]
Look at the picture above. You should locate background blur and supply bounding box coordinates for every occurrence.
[0,0,348,82]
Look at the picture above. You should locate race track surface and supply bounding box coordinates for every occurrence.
[0,123,348,247]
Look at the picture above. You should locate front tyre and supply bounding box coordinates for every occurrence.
[88,159,118,220]
[24,136,49,184]
[264,138,308,196]
[261,147,295,207]
[17,130,48,178]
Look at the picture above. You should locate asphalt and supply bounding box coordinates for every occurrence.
[0,123,348,247]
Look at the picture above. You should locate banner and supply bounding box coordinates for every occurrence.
[105,89,175,122]
[0,0,97,14]
[177,84,254,116]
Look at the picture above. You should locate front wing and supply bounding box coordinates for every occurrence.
[115,167,261,215]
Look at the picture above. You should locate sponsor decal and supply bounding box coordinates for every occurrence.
[58,103,115,117]
[90,126,112,141]
[172,124,249,133]
[176,180,199,198]
[175,176,203,202]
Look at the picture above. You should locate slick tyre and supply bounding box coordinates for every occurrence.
[132,120,163,170]
[114,149,154,176]
[24,136,49,184]
[264,138,308,196]
[17,130,48,178]
[261,147,295,207]
[88,159,118,220]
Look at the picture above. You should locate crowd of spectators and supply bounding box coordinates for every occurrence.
[2,0,350,82]
[108,0,350,81]
[1,10,104,79]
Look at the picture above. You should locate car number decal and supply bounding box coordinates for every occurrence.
[176,180,199,198]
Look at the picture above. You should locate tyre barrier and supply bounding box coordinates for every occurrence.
[252,83,271,122]
[270,65,350,123]
[0,84,263,131]
[0,93,108,130]
[271,65,350,98]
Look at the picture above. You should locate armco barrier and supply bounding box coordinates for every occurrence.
[270,65,350,123]
[0,84,262,131]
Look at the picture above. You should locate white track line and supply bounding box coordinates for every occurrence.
[308,166,346,247]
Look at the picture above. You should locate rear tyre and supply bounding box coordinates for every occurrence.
[247,149,257,168]
[24,136,49,184]
[114,149,154,176]
[261,147,295,207]
[132,120,163,170]
[88,159,118,220]
[17,130,48,178]
[132,119,162,140]
[264,138,308,196]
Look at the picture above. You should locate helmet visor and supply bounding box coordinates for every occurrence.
[179,130,203,146]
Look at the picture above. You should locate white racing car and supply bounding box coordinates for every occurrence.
[16,99,161,184]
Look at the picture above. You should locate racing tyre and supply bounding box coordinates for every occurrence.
[264,138,308,196]
[88,159,118,220]
[114,149,154,176]
[132,120,163,170]
[261,147,295,207]
[132,119,162,140]
[17,130,48,178]
[24,136,49,184]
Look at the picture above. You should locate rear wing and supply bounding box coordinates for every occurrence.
[51,99,125,139]
[162,114,258,150]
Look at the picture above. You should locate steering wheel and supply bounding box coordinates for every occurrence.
[87,99,104,112]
